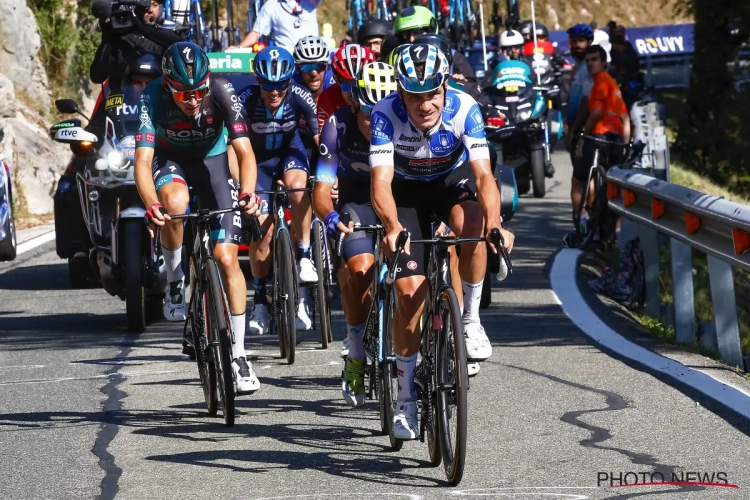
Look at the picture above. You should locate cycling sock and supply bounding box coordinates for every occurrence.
[299,286,311,305]
[461,280,483,325]
[162,245,184,284]
[231,313,246,360]
[253,277,267,305]
[297,241,311,260]
[396,353,418,400]
[346,323,366,361]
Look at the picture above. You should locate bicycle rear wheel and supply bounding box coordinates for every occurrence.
[205,258,235,427]
[378,287,403,451]
[312,220,331,349]
[436,287,468,485]
[189,256,218,416]
[277,228,297,364]
[580,166,607,249]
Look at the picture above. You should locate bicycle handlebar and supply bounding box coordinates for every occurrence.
[580,134,625,147]
[169,207,262,242]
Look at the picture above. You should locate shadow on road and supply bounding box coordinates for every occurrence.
[0,263,74,291]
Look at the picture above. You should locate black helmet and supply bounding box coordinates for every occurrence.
[413,33,453,65]
[519,20,548,38]
[357,18,392,44]
[127,52,162,77]
[379,34,401,63]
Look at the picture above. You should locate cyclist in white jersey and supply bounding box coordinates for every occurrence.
[369,44,515,439]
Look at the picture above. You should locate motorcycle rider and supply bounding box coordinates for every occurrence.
[369,44,514,438]
[134,42,261,393]
[314,62,398,406]
[356,18,392,59]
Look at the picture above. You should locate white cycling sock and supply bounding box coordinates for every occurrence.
[299,286,311,305]
[162,245,184,284]
[346,323,366,361]
[396,353,417,400]
[461,280,483,325]
[231,313,246,360]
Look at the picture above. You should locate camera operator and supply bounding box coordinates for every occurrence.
[90,0,184,90]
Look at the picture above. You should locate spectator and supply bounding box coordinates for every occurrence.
[356,18,392,59]
[590,21,612,62]
[228,0,321,52]
[321,23,337,50]
[610,25,642,110]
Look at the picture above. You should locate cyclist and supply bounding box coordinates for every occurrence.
[317,44,376,133]
[562,24,595,238]
[292,35,336,104]
[482,29,525,87]
[370,44,515,438]
[134,42,261,393]
[314,62,398,406]
[357,18,392,59]
[239,47,321,335]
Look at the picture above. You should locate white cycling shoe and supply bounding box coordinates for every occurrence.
[232,356,260,394]
[298,257,318,284]
[467,362,480,377]
[295,301,312,331]
[464,322,492,361]
[340,337,350,359]
[248,304,271,335]
[392,400,419,440]
[164,279,187,322]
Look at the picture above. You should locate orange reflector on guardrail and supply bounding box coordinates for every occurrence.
[685,212,701,234]
[623,189,635,207]
[732,228,750,255]
[652,199,666,219]
[607,182,619,200]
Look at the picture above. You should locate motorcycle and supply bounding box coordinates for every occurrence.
[484,60,549,198]
[50,86,166,331]
[0,128,17,261]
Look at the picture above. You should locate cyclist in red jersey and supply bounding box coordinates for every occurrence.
[316,44,376,132]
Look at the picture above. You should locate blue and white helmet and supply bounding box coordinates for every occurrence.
[253,47,295,82]
[395,43,449,93]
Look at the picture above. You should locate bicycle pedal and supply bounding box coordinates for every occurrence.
[182,342,196,360]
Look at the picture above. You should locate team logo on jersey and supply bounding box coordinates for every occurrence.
[373,116,387,131]
[139,106,152,130]
[431,130,457,154]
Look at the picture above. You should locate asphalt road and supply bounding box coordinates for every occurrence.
[1,152,750,500]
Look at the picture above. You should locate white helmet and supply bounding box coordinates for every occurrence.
[293,36,330,64]
[500,30,524,48]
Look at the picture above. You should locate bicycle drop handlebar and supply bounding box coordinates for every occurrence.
[168,207,263,242]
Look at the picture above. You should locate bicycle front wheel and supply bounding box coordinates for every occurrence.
[580,166,607,249]
[205,258,235,427]
[276,229,297,364]
[312,220,332,349]
[378,287,403,451]
[189,256,218,416]
[436,287,468,485]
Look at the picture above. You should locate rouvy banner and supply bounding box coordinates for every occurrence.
[549,24,694,57]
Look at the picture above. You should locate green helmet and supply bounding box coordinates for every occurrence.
[394,6,437,36]
[386,43,411,67]
[162,42,210,89]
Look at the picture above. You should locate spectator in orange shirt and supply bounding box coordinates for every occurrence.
[575,45,631,163]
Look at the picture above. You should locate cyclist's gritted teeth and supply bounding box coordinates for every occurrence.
[301,69,325,92]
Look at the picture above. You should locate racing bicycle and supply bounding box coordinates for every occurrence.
[164,0,211,50]
[176,205,261,427]
[392,227,512,485]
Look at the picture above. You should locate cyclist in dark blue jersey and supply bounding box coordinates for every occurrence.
[237,47,321,335]
[313,62,397,408]
[134,42,261,393]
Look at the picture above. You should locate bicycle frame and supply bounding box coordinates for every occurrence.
[164,0,210,50]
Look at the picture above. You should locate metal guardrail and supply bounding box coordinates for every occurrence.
[607,168,750,371]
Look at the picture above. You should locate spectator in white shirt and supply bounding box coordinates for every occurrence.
[228,0,320,52]
[590,21,612,62]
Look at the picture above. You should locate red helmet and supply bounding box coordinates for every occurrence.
[331,44,376,81]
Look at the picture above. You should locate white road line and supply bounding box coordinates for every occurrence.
[0,365,45,371]
[550,248,750,419]
[252,495,423,500]
[16,230,56,255]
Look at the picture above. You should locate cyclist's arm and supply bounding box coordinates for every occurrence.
[134,88,158,207]
[232,137,258,200]
[233,3,270,48]
[620,110,631,143]
[369,111,400,233]
[294,85,321,147]
[312,117,338,220]
[462,103,502,232]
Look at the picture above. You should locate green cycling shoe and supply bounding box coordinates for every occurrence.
[341,358,366,407]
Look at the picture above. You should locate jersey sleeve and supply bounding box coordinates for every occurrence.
[252,2,272,35]
[293,85,320,136]
[212,76,250,141]
[460,101,490,162]
[369,109,396,167]
[135,82,157,149]
[315,114,339,185]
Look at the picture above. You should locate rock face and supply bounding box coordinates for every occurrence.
[0,2,70,215]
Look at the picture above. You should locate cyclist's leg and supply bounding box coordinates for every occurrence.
[435,165,492,362]
[570,132,589,225]
[152,154,190,321]
[280,133,316,283]
[247,160,276,335]
[197,153,259,391]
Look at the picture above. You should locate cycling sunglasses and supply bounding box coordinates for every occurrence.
[299,62,327,74]
[167,82,210,103]
[259,79,291,92]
